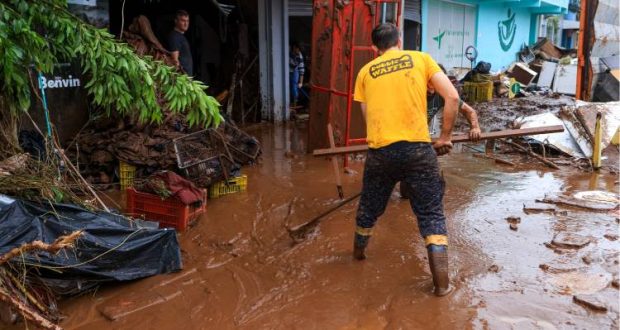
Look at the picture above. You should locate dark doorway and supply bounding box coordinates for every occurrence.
[403,20,421,50]
[288,16,312,111]
[108,0,262,123]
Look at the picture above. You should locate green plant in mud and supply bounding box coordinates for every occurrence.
[0,0,223,128]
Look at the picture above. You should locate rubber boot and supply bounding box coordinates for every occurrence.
[353,233,370,260]
[427,244,452,296]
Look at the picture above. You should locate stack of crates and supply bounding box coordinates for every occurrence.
[126,188,207,231]
[463,81,493,103]
[209,175,248,198]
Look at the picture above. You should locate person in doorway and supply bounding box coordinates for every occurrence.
[427,64,481,140]
[289,42,305,107]
[352,23,459,296]
[400,64,482,202]
[168,10,193,76]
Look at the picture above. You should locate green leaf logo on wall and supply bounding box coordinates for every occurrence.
[433,30,446,49]
[498,9,517,51]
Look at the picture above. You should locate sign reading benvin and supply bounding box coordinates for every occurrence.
[39,75,81,89]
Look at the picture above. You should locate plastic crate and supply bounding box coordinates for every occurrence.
[463,81,493,103]
[125,188,206,231]
[119,161,136,190]
[209,175,248,198]
[219,124,261,164]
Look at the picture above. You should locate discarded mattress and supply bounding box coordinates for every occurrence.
[0,198,183,295]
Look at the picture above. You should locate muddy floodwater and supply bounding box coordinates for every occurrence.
[43,123,619,329]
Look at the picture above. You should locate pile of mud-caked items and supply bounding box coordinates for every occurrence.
[456,37,618,102]
[446,38,619,174]
[72,114,260,190]
[71,14,261,232]
[456,38,583,102]
[76,14,261,196]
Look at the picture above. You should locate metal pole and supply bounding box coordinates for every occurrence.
[575,0,588,100]
[37,72,52,138]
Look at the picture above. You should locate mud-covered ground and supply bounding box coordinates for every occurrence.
[454,95,576,132]
[10,121,618,330]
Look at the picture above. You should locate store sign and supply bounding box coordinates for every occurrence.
[498,9,517,51]
[39,75,82,89]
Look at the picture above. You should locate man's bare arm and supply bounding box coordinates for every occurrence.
[170,51,180,65]
[459,102,481,141]
[430,72,459,155]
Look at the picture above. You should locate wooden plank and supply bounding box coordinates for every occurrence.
[313,125,565,157]
[327,124,344,199]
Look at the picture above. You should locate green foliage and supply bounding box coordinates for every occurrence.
[0,0,222,127]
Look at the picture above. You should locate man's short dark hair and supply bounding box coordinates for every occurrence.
[371,23,399,51]
[176,10,189,19]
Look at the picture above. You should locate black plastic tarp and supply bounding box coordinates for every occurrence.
[0,199,183,295]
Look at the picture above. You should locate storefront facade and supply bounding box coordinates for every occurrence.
[421,0,569,72]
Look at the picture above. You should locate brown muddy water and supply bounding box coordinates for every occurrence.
[19,123,620,329]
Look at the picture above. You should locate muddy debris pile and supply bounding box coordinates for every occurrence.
[66,14,261,189]
[122,15,179,71]
[69,116,260,188]
[455,96,619,173]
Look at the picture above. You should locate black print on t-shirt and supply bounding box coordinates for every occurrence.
[369,55,414,79]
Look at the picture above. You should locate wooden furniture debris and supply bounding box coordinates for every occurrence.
[508,62,538,86]
[499,139,560,169]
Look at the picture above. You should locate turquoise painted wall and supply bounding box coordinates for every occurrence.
[474,4,533,72]
[421,0,429,51]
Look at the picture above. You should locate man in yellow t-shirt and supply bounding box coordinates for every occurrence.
[352,23,460,297]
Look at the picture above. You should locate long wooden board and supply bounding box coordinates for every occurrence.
[313,125,565,157]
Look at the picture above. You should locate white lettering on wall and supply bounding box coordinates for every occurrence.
[39,75,81,90]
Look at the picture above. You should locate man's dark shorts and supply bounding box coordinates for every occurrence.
[355,141,447,240]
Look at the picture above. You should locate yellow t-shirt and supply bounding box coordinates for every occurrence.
[353,50,442,149]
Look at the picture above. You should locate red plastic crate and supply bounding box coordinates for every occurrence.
[125,188,206,231]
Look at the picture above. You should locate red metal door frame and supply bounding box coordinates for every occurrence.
[309,0,402,159]
[346,1,402,148]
